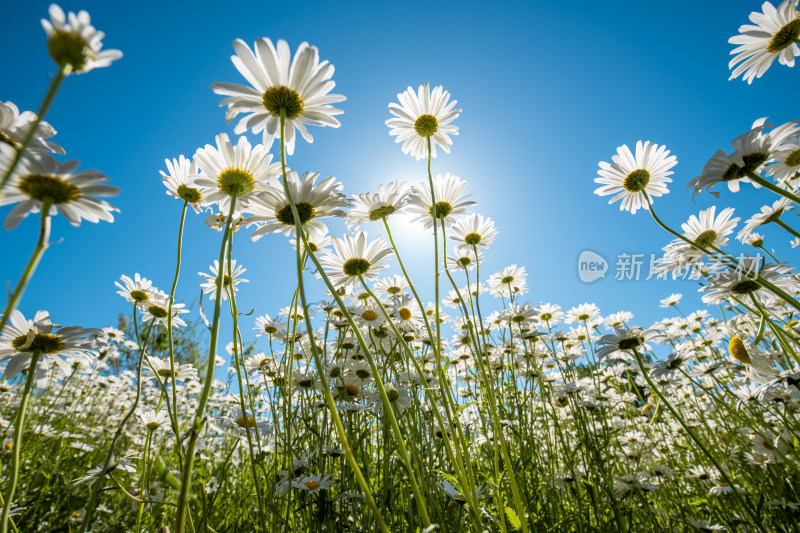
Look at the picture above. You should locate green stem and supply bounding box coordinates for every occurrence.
[630,347,767,533]
[0,350,41,533]
[0,66,66,193]
[743,169,800,206]
[174,196,237,533]
[775,217,800,240]
[277,109,389,532]
[166,200,189,467]
[0,200,53,339]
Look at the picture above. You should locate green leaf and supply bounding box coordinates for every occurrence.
[505,506,522,531]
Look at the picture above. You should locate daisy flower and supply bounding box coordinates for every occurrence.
[135,409,170,432]
[211,38,345,155]
[228,404,272,436]
[345,181,409,228]
[488,265,528,298]
[767,135,800,183]
[140,293,189,329]
[198,259,249,301]
[701,256,796,306]
[728,0,800,84]
[448,213,498,248]
[537,303,564,325]
[253,314,286,336]
[41,4,122,74]
[115,273,156,307]
[405,173,475,230]
[0,310,98,379]
[160,155,204,213]
[595,326,652,361]
[193,133,280,215]
[659,293,682,308]
[737,197,795,242]
[594,141,676,214]
[144,357,198,382]
[386,83,461,160]
[1,152,119,230]
[72,453,137,486]
[0,101,63,154]
[689,118,800,198]
[248,170,348,239]
[565,303,602,324]
[446,244,483,271]
[373,275,410,297]
[665,206,740,260]
[291,474,336,494]
[318,232,393,290]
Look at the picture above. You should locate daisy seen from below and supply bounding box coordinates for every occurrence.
[291,474,336,494]
[689,118,800,198]
[1,152,119,230]
[318,232,393,291]
[0,310,98,379]
[211,38,345,155]
[160,155,204,213]
[249,170,348,239]
[737,197,795,242]
[406,173,475,230]
[701,257,797,307]
[41,4,122,74]
[449,213,498,248]
[386,83,461,160]
[595,141,676,214]
[665,206,740,259]
[767,135,800,183]
[729,0,800,84]
[595,326,652,361]
[193,133,280,215]
[0,101,63,154]
[488,265,528,298]
[345,181,409,228]
[115,273,156,307]
[136,409,170,432]
[140,293,189,329]
[198,259,249,301]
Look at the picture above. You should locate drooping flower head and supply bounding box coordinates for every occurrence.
[211,38,345,155]
[594,141,676,214]
[41,4,122,74]
[1,152,119,230]
[386,83,461,160]
[729,0,800,84]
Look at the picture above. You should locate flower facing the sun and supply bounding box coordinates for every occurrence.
[386,83,461,160]
[319,232,393,291]
[406,173,475,230]
[211,38,345,155]
[595,141,677,214]
[41,4,122,74]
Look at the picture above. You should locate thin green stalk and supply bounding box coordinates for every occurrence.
[774,217,800,240]
[175,196,237,533]
[277,109,389,532]
[0,350,41,533]
[743,169,800,206]
[629,347,767,533]
[0,66,66,193]
[0,200,53,338]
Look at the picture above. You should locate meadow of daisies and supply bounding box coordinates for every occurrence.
[1,2,800,532]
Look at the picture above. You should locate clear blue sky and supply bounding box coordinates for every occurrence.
[1,1,796,340]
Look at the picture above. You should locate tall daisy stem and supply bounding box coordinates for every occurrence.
[166,200,189,466]
[743,169,800,206]
[0,200,53,344]
[0,66,67,194]
[775,218,800,240]
[0,350,41,533]
[643,192,800,313]
[175,196,237,533]
[278,110,389,532]
[630,347,767,533]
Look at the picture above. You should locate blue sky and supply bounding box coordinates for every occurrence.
[1,1,797,345]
